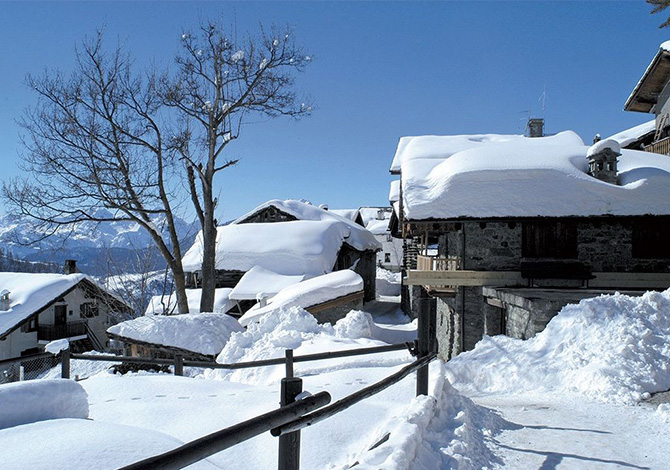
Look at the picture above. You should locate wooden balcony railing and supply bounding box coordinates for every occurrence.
[416,255,460,272]
[414,255,460,295]
[38,321,87,341]
[645,136,670,156]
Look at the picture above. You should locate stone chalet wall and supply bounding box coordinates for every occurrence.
[430,217,670,357]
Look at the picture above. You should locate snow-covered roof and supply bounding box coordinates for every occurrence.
[229,266,303,301]
[107,313,243,356]
[606,120,656,148]
[234,199,364,228]
[144,288,235,315]
[329,209,361,222]
[389,180,400,203]
[182,201,381,276]
[183,220,375,276]
[239,270,364,327]
[0,273,88,338]
[393,130,670,220]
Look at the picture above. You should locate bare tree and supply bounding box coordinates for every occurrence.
[162,21,311,312]
[4,20,311,314]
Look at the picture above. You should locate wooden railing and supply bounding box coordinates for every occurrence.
[38,321,87,341]
[645,136,670,155]
[416,255,460,271]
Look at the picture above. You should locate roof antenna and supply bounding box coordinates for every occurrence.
[538,85,548,116]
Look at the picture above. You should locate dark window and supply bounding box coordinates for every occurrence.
[384,253,391,263]
[632,221,670,258]
[522,221,577,259]
[80,302,99,318]
[21,317,39,333]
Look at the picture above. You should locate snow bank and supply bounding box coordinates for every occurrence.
[349,363,509,470]
[108,313,243,356]
[145,287,235,315]
[239,270,364,327]
[0,379,88,430]
[376,267,401,297]
[209,307,411,385]
[447,290,670,404]
[0,419,217,470]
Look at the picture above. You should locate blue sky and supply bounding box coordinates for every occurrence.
[0,1,667,221]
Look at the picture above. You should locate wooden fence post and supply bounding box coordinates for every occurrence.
[174,354,184,376]
[61,348,70,379]
[416,299,431,396]
[285,349,294,379]
[278,375,303,470]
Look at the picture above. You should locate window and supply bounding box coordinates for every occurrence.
[522,221,577,259]
[80,302,99,318]
[20,317,38,333]
[632,220,670,259]
[384,253,391,263]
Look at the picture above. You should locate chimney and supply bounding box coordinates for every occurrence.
[64,259,77,275]
[527,118,544,138]
[0,290,10,311]
[587,139,620,185]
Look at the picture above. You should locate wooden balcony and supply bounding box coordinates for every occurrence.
[38,321,87,341]
[645,136,670,155]
[414,255,460,295]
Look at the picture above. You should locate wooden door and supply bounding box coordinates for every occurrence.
[54,305,67,325]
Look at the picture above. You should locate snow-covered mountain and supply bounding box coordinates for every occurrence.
[0,212,199,276]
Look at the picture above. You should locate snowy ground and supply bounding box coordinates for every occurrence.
[2,272,669,469]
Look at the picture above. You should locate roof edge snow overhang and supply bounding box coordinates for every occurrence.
[625,47,670,113]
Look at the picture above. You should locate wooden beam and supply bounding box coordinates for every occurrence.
[405,270,524,287]
[405,270,670,289]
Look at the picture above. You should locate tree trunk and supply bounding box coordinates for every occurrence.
[199,181,217,313]
[172,263,190,315]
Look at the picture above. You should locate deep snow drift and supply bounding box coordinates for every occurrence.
[446,289,670,404]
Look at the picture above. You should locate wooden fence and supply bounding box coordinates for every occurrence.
[58,309,437,470]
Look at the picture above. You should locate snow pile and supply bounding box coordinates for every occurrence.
[145,288,235,315]
[0,273,87,336]
[108,313,244,356]
[376,267,401,297]
[447,290,670,404]
[349,364,508,470]
[657,403,670,423]
[0,419,217,470]
[394,130,670,219]
[0,379,89,430]
[210,307,410,385]
[239,270,364,327]
[44,338,69,354]
[587,138,620,157]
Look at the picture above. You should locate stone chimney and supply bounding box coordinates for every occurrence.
[527,118,544,138]
[0,289,10,311]
[587,139,620,185]
[64,259,77,275]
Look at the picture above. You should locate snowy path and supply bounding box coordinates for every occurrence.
[468,392,669,470]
